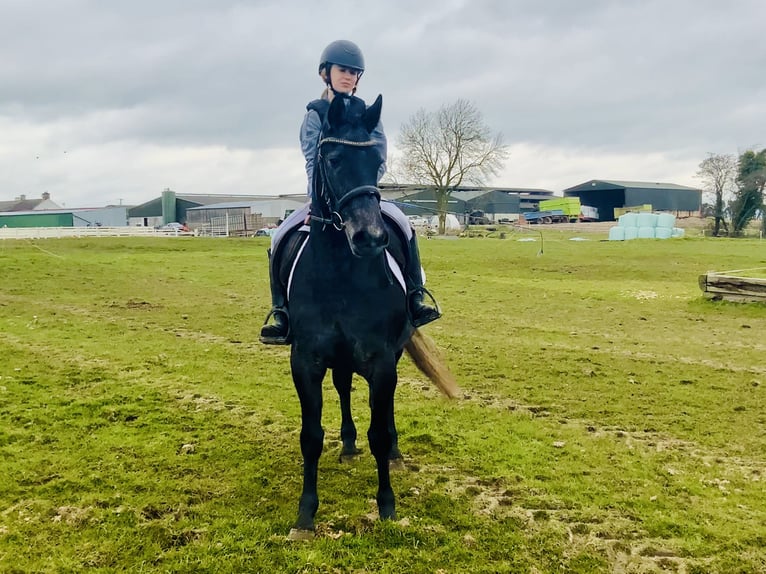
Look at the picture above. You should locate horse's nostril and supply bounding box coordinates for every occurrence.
[351,230,371,246]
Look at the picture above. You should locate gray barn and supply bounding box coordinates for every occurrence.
[563,180,702,221]
[380,184,551,223]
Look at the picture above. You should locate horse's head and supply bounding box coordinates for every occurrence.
[315,94,387,258]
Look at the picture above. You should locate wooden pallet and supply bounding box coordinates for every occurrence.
[698,272,766,302]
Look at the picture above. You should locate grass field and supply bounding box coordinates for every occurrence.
[1,232,764,573]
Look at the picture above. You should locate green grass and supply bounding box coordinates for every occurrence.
[0,234,765,573]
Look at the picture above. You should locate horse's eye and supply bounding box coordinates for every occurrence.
[327,155,342,168]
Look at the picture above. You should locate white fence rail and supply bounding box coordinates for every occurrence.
[0,227,195,240]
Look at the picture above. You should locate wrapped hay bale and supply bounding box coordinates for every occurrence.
[618,213,638,228]
[624,227,639,240]
[657,213,676,229]
[609,226,626,241]
[637,212,658,228]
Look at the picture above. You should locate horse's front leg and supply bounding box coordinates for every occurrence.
[332,367,362,461]
[367,360,398,521]
[290,350,326,537]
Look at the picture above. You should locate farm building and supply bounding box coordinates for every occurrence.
[0,192,61,213]
[0,206,128,228]
[186,197,306,236]
[379,184,554,223]
[128,188,306,229]
[0,192,130,229]
[563,180,702,221]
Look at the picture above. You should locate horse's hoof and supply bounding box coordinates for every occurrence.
[339,447,363,463]
[389,457,406,471]
[339,453,360,463]
[379,508,397,521]
[288,528,315,541]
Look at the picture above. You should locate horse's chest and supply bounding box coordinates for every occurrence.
[292,256,395,307]
[290,253,407,345]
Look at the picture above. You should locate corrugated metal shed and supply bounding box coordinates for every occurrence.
[128,189,306,226]
[0,207,128,228]
[0,212,73,228]
[186,198,306,217]
[383,188,467,217]
[379,184,552,221]
[563,180,702,221]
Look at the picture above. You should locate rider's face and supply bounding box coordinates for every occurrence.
[328,64,360,93]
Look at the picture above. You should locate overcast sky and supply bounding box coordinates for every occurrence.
[1,0,764,208]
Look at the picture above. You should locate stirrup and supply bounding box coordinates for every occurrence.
[409,287,441,328]
[259,308,291,345]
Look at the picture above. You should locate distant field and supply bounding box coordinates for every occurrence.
[0,234,764,573]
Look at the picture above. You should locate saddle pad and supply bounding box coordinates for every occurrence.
[286,236,407,301]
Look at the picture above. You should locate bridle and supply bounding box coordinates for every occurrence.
[311,136,381,230]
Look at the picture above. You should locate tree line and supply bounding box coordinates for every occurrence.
[696,149,765,237]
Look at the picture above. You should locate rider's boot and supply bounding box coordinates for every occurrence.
[259,248,291,345]
[405,234,441,328]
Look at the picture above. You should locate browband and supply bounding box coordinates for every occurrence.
[318,137,376,147]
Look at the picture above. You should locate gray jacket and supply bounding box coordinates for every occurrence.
[299,100,387,197]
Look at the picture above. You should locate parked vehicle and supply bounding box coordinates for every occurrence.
[468,210,491,225]
[255,227,278,237]
[158,222,189,232]
[523,197,599,224]
[522,209,571,224]
[407,215,431,227]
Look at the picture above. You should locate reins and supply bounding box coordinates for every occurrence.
[311,136,381,230]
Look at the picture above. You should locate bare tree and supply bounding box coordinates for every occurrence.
[696,153,736,236]
[396,99,508,233]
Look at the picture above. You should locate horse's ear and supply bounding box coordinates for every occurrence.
[364,94,383,133]
[327,95,346,131]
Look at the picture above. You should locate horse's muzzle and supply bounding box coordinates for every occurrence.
[349,226,389,258]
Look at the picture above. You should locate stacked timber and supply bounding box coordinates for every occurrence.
[698,272,766,302]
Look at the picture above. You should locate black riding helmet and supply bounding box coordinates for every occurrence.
[318,40,365,90]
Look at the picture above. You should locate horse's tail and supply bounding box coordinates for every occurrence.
[405,329,460,399]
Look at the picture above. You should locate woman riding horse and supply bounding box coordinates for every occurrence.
[260,40,440,344]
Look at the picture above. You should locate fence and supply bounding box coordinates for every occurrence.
[0,227,194,240]
[187,211,265,237]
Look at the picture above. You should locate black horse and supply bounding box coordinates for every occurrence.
[279,94,456,539]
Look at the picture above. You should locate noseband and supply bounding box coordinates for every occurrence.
[311,136,381,230]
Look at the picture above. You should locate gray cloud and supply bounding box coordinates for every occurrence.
[1,0,764,205]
